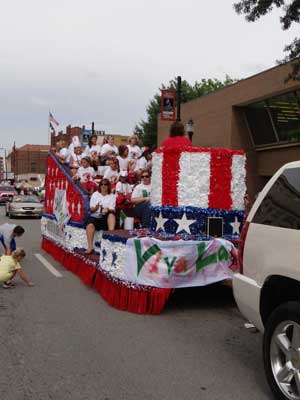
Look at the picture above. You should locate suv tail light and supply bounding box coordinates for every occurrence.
[238,221,250,274]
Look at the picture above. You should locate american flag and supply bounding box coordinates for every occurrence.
[49,112,59,126]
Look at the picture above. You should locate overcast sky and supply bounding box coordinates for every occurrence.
[0,0,299,152]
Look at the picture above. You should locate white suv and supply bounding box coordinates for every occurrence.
[233,160,300,400]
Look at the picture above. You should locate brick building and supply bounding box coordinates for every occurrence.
[7,144,50,184]
[51,125,130,148]
[157,62,300,198]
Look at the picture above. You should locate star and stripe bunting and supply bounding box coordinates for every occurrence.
[151,147,246,211]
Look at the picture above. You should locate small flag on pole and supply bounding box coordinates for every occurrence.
[49,112,59,126]
[49,122,55,132]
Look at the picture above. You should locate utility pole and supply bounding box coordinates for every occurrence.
[176,76,182,122]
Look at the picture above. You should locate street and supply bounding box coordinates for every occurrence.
[0,208,271,400]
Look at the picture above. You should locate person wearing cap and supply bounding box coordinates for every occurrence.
[0,223,25,255]
[69,145,84,175]
[116,171,132,195]
[68,135,82,154]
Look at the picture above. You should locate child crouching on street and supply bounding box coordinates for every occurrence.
[0,248,34,288]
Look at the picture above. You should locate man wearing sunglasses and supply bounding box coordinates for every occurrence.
[131,171,152,228]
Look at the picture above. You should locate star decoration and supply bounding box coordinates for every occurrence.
[155,213,169,231]
[230,216,241,235]
[174,213,195,234]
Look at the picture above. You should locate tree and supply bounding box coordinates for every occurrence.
[136,76,237,149]
[233,0,300,81]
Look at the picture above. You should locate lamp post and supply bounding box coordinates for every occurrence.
[0,148,7,180]
[186,119,194,143]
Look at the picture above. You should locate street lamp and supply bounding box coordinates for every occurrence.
[186,119,194,143]
[0,148,7,180]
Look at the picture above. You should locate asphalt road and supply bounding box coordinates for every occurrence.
[0,208,272,400]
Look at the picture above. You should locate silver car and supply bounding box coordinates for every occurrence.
[6,195,44,218]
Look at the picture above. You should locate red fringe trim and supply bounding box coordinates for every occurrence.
[42,237,171,314]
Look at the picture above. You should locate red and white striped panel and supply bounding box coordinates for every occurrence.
[151,149,246,210]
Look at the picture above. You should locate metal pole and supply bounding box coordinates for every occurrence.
[176,76,181,122]
[4,149,7,180]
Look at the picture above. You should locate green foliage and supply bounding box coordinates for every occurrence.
[136,76,237,149]
[233,0,300,81]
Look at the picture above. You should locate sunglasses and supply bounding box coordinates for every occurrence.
[141,175,150,178]
[100,182,109,186]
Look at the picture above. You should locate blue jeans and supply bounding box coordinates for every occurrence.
[133,202,151,228]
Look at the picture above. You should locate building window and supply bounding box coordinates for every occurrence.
[268,92,300,142]
[244,91,300,148]
[31,162,37,173]
[244,102,277,146]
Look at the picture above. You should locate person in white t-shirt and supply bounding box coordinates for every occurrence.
[0,224,25,255]
[134,150,152,177]
[127,135,142,160]
[103,158,120,184]
[74,157,95,183]
[69,145,84,174]
[117,145,130,171]
[85,179,116,254]
[84,134,102,157]
[100,136,119,159]
[56,140,71,166]
[131,171,151,228]
[116,171,132,195]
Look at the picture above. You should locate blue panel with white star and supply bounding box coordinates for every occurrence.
[150,206,245,239]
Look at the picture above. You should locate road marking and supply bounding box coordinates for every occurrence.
[34,253,63,278]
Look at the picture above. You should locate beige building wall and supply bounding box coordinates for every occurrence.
[157,62,300,198]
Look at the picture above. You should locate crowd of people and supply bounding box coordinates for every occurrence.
[52,133,153,254]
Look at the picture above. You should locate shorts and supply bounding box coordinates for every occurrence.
[86,216,108,231]
[0,235,16,251]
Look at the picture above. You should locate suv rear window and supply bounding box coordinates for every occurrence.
[253,167,300,230]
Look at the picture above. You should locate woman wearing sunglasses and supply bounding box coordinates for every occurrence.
[85,179,116,254]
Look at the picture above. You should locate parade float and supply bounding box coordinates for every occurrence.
[41,145,246,314]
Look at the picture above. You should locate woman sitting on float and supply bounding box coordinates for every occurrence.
[85,179,116,254]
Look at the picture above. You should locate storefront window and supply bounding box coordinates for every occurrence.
[245,91,300,148]
[244,102,277,146]
[268,92,300,142]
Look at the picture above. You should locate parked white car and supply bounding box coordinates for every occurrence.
[233,160,300,400]
[6,195,44,218]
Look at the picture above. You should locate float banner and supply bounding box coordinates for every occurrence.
[161,89,176,121]
[53,189,70,230]
[124,237,234,288]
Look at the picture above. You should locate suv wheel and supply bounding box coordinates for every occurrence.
[263,302,300,400]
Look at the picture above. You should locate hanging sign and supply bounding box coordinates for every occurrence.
[161,89,176,121]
